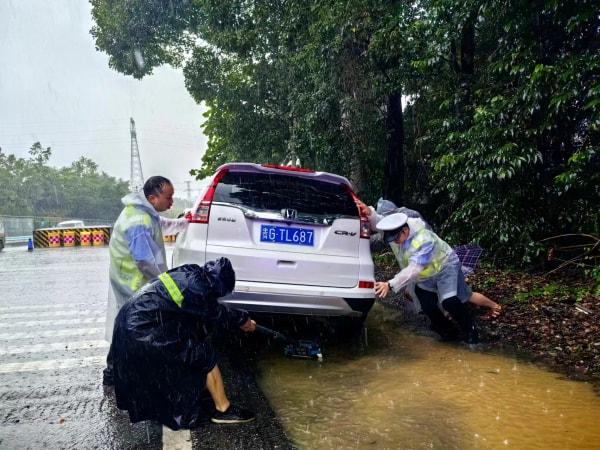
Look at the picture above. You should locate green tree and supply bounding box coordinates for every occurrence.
[407,0,599,261]
[90,0,600,266]
[0,145,129,221]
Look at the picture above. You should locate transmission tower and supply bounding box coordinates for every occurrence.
[185,181,192,204]
[129,117,145,193]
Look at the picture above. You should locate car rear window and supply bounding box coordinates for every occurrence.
[213,171,358,218]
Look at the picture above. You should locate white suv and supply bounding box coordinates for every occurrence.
[173,163,375,326]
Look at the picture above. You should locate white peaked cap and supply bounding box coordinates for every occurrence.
[375,212,408,232]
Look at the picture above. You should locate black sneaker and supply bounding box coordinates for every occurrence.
[211,405,255,424]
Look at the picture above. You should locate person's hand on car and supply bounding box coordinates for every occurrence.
[240,319,256,332]
[374,281,391,299]
[355,199,370,217]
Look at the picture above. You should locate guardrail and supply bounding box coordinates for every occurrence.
[6,236,31,244]
[33,227,112,248]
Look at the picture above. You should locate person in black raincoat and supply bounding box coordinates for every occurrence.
[110,257,257,429]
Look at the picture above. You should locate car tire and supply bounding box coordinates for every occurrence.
[329,315,367,338]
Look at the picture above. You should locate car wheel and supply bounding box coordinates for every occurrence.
[329,315,367,338]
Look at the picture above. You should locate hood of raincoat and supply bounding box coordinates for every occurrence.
[121,191,159,219]
[162,258,236,310]
[376,198,425,221]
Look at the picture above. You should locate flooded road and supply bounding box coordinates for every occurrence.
[2,245,600,449]
[256,306,600,449]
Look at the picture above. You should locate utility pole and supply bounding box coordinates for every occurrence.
[129,117,145,193]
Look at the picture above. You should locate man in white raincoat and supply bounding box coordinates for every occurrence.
[357,200,478,344]
[360,199,501,319]
[103,176,188,387]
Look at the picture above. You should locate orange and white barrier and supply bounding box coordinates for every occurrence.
[62,230,76,247]
[33,226,111,248]
[92,230,105,246]
[80,231,92,246]
[48,231,61,248]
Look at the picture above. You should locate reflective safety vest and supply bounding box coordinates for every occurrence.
[158,273,184,307]
[109,205,163,295]
[391,228,452,281]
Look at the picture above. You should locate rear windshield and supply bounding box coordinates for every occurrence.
[213,171,358,218]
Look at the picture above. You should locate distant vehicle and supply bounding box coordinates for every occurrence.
[173,162,375,333]
[56,220,85,228]
[0,221,5,251]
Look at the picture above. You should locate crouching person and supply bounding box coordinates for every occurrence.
[109,257,256,429]
[372,213,479,344]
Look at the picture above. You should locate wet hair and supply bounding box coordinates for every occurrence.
[143,176,172,199]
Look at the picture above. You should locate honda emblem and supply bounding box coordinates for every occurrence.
[282,208,298,220]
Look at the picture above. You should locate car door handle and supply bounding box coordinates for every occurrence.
[277,260,297,267]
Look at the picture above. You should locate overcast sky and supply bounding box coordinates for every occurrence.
[0,0,208,199]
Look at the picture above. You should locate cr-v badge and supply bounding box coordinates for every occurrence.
[335,230,357,236]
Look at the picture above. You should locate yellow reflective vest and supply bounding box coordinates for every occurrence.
[391,228,453,281]
[108,193,167,306]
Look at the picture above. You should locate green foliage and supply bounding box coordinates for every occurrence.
[0,144,129,221]
[90,0,600,269]
[413,1,600,265]
[476,275,497,291]
[372,251,397,268]
[590,265,600,296]
[514,282,591,304]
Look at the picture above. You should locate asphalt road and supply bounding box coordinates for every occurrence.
[0,246,165,449]
[0,245,292,449]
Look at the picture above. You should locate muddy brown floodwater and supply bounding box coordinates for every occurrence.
[256,305,600,449]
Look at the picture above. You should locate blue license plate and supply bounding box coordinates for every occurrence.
[260,225,315,246]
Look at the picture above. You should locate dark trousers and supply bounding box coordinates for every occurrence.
[415,285,478,343]
[103,343,115,386]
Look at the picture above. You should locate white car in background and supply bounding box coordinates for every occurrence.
[173,163,375,330]
[56,220,85,228]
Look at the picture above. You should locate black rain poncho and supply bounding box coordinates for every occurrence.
[111,258,249,430]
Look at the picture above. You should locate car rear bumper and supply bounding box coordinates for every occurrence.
[219,281,375,317]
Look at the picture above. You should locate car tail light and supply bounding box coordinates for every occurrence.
[358,280,374,289]
[261,163,314,173]
[344,185,371,239]
[359,218,370,239]
[189,169,228,223]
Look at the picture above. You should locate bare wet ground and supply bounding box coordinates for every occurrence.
[190,349,295,450]
[0,246,163,449]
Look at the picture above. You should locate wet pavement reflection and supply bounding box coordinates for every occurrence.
[0,245,162,449]
[255,305,600,449]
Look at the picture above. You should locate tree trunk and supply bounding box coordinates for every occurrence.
[384,91,404,205]
[456,16,475,127]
